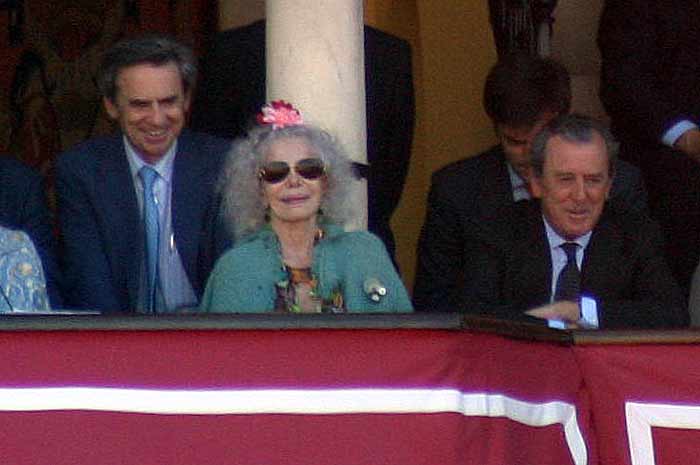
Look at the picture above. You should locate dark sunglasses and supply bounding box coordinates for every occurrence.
[258,158,326,184]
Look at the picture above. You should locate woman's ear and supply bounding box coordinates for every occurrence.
[259,181,269,208]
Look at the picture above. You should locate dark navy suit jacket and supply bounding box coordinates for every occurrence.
[55,130,231,312]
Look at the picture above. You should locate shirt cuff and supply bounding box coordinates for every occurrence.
[547,318,567,330]
[546,297,599,330]
[579,296,599,329]
[662,121,698,147]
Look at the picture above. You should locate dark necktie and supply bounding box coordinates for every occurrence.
[139,166,160,313]
[554,242,580,302]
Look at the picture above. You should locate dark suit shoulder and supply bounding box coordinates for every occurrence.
[585,205,686,328]
[0,155,41,180]
[0,154,46,225]
[598,205,663,246]
[364,24,410,51]
[202,20,265,70]
[57,132,231,168]
[600,204,654,229]
[178,130,232,157]
[0,155,44,219]
[433,147,504,181]
[429,146,509,210]
[56,134,123,168]
[214,19,265,44]
[507,199,544,238]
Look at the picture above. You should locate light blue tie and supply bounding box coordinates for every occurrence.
[139,166,160,314]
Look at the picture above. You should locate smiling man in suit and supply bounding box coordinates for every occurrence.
[56,35,231,312]
[414,53,647,312]
[463,114,687,329]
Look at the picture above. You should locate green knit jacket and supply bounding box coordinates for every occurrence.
[200,223,413,313]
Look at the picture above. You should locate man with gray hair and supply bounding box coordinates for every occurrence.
[460,114,687,329]
[56,35,231,312]
[414,54,646,313]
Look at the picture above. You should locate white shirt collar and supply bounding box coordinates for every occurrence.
[507,162,531,202]
[542,215,592,251]
[123,136,177,185]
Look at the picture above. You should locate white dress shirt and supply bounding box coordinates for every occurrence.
[124,137,197,312]
[542,218,599,329]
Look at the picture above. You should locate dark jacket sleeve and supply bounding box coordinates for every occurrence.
[194,150,234,296]
[0,157,63,308]
[413,171,467,312]
[592,215,689,329]
[55,152,122,310]
[414,154,510,313]
[598,0,700,142]
[364,27,415,258]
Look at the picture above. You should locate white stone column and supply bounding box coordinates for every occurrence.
[266,0,367,230]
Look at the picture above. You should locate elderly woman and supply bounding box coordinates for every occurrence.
[200,101,412,313]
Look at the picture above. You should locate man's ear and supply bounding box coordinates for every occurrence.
[103,97,119,120]
[605,169,615,200]
[529,168,544,199]
[183,90,192,113]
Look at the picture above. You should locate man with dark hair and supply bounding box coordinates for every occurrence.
[481,53,572,183]
[413,54,646,312]
[455,114,686,329]
[55,35,231,312]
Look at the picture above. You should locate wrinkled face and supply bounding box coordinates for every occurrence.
[530,133,612,240]
[261,137,325,228]
[104,62,190,164]
[497,111,557,181]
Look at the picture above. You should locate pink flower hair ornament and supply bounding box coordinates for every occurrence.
[256,100,304,129]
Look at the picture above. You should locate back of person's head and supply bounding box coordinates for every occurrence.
[530,113,618,177]
[98,34,197,102]
[483,53,571,128]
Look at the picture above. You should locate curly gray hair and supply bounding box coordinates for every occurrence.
[221,124,359,240]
